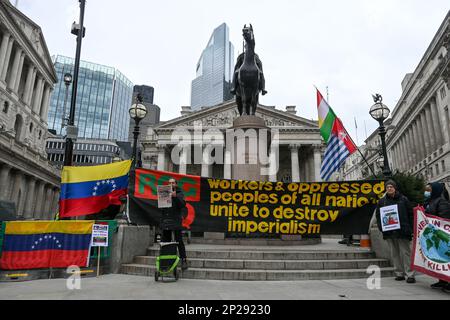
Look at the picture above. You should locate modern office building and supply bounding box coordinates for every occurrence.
[45,137,123,168]
[190,23,234,110]
[48,55,134,141]
[133,84,154,104]
[128,85,160,143]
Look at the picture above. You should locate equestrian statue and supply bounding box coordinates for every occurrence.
[230,24,267,116]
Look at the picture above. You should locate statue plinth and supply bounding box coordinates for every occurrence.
[232,115,267,129]
[231,115,270,182]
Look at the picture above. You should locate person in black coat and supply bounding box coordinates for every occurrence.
[375,180,416,283]
[424,182,450,291]
[160,178,188,270]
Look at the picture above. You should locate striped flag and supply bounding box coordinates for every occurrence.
[317,89,357,181]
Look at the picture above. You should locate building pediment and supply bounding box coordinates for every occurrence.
[155,100,319,131]
[1,1,57,81]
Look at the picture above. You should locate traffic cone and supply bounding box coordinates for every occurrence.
[360,234,371,248]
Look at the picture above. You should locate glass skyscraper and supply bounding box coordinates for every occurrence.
[191,23,234,110]
[48,55,133,141]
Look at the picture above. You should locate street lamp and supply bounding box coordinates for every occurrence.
[63,0,86,167]
[61,73,72,130]
[369,94,392,177]
[129,94,147,169]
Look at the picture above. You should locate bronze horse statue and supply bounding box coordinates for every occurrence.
[231,24,266,116]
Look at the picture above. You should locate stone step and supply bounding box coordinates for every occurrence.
[146,248,376,261]
[187,238,321,246]
[120,264,395,281]
[134,256,390,270]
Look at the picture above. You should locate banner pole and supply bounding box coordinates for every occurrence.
[97,247,100,277]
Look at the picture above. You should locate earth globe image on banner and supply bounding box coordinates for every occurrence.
[419,224,450,264]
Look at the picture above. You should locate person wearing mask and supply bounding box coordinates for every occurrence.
[160,178,188,271]
[424,182,450,292]
[375,180,416,283]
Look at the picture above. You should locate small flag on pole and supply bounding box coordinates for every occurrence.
[316,89,357,181]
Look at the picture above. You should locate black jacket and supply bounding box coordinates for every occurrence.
[376,191,414,240]
[425,182,450,219]
[160,187,186,231]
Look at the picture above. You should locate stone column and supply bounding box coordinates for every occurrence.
[429,98,443,148]
[39,84,51,119]
[34,181,45,220]
[157,146,166,171]
[413,120,424,163]
[11,171,24,216]
[223,150,231,179]
[0,37,14,81]
[425,105,437,152]
[0,33,11,74]
[24,176,36,219]
[23,66,34,104]
[26,68,37,106]
[406,128,414,168]
[400,137,407,171]
[32,77,44,114]
[51,188,60,219]
[7,48,22,89]
[0,164,12,200]
[419,112,431,156]
[178,145,188,174]
[290,144,300,182]
[201,146,213,178]
[398,142,404,170]
[268,146,279,182]
[313,145,322,182]
[13,52,25,93]
[43,186,53,219]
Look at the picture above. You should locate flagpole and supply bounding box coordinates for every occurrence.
[314,85,376,178]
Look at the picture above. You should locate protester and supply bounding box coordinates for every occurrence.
[424,182,450,292]
[160,178,188,271]
[375,180,416,283]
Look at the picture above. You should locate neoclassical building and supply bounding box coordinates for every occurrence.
[342,12,450,183]
[141,100,324,182]
[386,12,450,183]
[0,0,60,219]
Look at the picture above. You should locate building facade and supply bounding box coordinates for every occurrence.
[190,23,234,110]
[128,85,160,143]
[0,0,60,219]
[140,101,324,183]
[342,12,450,184]
[48,55,134,141]
[385,12,450,183]
[46,138,122,168]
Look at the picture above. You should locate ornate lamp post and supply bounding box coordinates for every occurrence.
[128,94,147,170]
[369,94,392,177]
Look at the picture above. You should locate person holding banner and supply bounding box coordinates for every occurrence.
[375,180,416,283]
[424,182,450,291]
[160,178,189,271]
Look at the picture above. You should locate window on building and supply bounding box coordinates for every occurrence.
[435,164,440,176]
[29,123,33,133]
[442,160,446,172]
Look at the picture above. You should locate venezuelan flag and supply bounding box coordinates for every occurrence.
[0,221,94,270]
[59,160,132,218]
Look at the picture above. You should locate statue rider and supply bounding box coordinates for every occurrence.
[230,32,267,96]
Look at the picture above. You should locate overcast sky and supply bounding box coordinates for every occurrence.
[17,0,450,145]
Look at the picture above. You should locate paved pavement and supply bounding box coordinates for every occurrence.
[0,273,449,300]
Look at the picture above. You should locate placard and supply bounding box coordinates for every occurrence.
[380,204,401,232]
[157,185,173,208]
[91,224,109,247]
